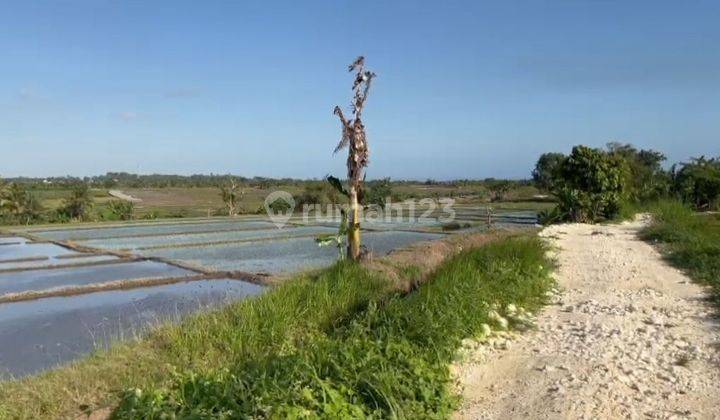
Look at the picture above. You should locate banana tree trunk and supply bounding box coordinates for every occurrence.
[347,184,361,260]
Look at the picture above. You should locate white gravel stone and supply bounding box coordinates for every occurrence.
[452,219,720,420]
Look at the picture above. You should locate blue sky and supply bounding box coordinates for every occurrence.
[1,1,718,179]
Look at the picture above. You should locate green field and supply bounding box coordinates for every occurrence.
[1,181,552,226]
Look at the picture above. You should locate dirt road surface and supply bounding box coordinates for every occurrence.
[454,219,720,419]
[107,190,142,202]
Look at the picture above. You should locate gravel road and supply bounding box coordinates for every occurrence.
[453,219,720,419]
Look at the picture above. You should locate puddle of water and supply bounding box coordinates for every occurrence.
[0,255,119,271]
[29,220,277,241]
[147,231,444,274]
[0,243,78,262]
[0,260,195,296]
[77,225,338,251]
[0,279,264,379]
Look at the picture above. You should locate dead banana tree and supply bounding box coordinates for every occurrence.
[333,56,376,261]
[219,177,243,216]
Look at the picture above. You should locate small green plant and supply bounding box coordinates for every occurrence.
[316,209,349,259]
[267,196,292,213]
[362,177,393,208]
[57,183,93,221]
[107,200,135,220]
[142,210,160,220]
[487,180,513,202]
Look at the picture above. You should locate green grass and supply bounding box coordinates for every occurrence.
[0,264,390,419]
[641,200,720,308]
[114,237,554,418]
[0,235,553,419]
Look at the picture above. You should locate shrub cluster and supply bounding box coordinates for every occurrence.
[0,181,141,225]
[534,143,719,223]
[671,157,720,211]
[537,145,626,223]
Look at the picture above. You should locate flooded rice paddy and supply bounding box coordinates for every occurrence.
[0,242,79,261]
[0,260,194,296]
[145,230,444,274]
[0,255,120,271]
[0,210,536,378]
[0,279,263,378]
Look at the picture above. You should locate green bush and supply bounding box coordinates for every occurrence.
[550,145,625,222]
[362,177,393,208]
[294,182,341,208]
[57,183,93,221]
[606,143,670,204]
[106,200,135,220]
[534,143,677,224]
[671,156,720,211]
[486,180,513,202]
[532,152,565,191]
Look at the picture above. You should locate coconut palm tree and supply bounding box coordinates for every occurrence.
[333,56,376,261]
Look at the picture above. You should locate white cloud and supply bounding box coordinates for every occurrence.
[16,87,46,102]
[117,111,141,122]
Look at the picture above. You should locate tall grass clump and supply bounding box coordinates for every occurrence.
[642,200,720,307]
[115,236,554,418]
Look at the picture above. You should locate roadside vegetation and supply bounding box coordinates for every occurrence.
[534,143,719,224]
[641,200,720,308]
[0,234,553,418]
[532,143,719,310]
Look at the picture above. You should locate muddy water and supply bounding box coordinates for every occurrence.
[0,260,195,296]
[0,279,263,379]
